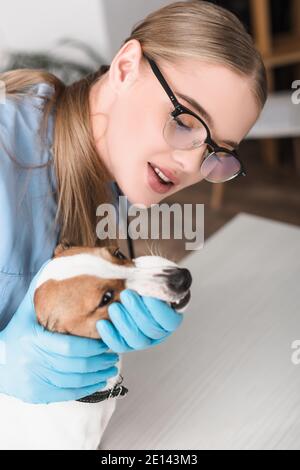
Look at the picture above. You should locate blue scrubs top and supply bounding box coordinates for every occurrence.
[0,82,120,331]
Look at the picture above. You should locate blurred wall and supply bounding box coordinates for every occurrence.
[101,0,175,58]
[0,0,174,63]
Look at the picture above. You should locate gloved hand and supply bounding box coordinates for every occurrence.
[96,289,184,353]
[0,261,119,404]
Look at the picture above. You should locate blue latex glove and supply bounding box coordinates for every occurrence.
[0,261,119,404]
[96,289,184,353]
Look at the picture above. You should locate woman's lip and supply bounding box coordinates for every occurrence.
[149,162,179,185]
[147,163,174,194]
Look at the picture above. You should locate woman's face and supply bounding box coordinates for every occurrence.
[89,41,261,208]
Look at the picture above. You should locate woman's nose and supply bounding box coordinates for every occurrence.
[171,145,208,175]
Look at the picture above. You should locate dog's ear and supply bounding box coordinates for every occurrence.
[54,242,71,257]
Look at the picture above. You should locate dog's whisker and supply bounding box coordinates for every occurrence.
[153,242,159,258]
[145,239,153,256]
[152,241,161,258]
[147,240,156,257]
[149,240,155,257]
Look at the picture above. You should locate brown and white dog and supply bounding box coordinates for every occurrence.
[0,244,192,450]
[34,243,192,338]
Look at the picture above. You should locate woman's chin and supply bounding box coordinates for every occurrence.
[117,179,165,208]
[127,196,154,209]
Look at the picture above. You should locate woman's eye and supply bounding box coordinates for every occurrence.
[99,290,114,308]
[174,117,191,131]
[113,249,127,260]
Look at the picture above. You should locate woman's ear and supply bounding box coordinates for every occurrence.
[54,241,72,257]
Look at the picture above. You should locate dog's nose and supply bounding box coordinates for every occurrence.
[167,268,192,293]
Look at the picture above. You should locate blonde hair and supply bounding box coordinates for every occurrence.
[0,0,267,248]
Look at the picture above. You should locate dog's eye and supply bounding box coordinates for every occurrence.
[99,290,114,308]
[113,248,127,260]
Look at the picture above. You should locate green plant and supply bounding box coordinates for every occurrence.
[1,38,106,84]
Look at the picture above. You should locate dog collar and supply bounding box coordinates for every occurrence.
[76,374,128,404]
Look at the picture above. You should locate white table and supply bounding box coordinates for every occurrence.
[101,213,300,450]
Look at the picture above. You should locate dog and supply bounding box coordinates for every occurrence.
[0,243,192,450]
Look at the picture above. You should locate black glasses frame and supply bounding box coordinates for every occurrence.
[143,52,246,181]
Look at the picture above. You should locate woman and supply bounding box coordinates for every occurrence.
[0,1,267,405]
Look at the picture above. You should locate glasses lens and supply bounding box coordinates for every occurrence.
[164,113,207,150]
[200,151,242,183]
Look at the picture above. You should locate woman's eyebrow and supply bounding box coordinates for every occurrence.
[175,91,239,149]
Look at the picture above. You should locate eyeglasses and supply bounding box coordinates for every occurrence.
[143,53,246,183]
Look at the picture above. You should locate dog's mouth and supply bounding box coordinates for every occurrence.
[170,290,191,310]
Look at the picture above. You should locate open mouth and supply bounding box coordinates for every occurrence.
[148,162,174,185]
[170,290,191,310]
[147,162,175,194]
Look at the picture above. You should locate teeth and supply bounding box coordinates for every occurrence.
[153,165,172,183]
